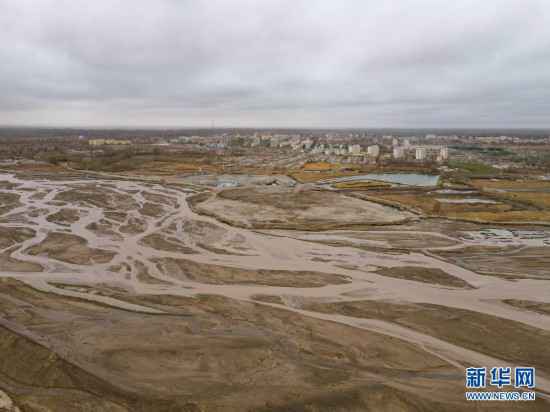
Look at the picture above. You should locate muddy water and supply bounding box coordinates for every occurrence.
[321,173,440,186]
[2,172,550,391]
[461,228,550,247]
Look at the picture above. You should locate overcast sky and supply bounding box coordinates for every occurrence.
[1,0,549,128]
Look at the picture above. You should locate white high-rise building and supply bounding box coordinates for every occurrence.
[367,145,380,157]
[349,144,361,155]
[439,146,449,162]
[393,146,405,159]
[416,147,427,161]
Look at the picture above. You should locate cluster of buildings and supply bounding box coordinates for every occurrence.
[84,132,450,164]
[167,135,231,153]
[392,139,449,163]
[425,134,550,145]
[292,137,449,164]
[309,143,365,156]
[245,133,305,149]
[88,139,132,146]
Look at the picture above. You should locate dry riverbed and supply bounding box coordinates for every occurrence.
[0,170,549,411]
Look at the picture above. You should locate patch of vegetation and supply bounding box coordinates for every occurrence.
[448,160,497,175]
[333,181,392,190]
[451,146,514,156]
[43,151,70,165]
[70,148,222,174]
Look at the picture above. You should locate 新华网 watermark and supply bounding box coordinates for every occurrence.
[465,366,535,401]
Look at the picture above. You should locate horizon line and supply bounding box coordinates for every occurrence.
[1,124,550,132]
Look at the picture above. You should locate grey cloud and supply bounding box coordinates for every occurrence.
[1,0,549,127]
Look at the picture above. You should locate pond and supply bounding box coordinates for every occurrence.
[461,229,550,247]
[324,173,440,187]
[436,198,498,204]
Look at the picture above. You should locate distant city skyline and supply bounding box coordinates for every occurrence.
[1,0,550,128]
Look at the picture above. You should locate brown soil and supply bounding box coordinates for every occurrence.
[0,250,43,272]
[140,234,196,254]
[251,294,285,305]
[46,208,80,226]
[374,266,473,289]
[119,217,147,235]
[192,186,412,230]
[355,231,460,249]
[86,219,123,240]
[0,192,21,215]
[291,230,461,251]
[139,202,165,218]
[435,246,550,279]
[26,232,115,265]
[2,278,541,412]
[178,219,228,242]
[154,257,350,287]
[104,211,128,222]
[55,186,138,211]
[503,299,550,316]
[303,299,550,373]
[141,191,178,208]
[0,181,18,190]
[0,227,36,249]
[134,261,173,285]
